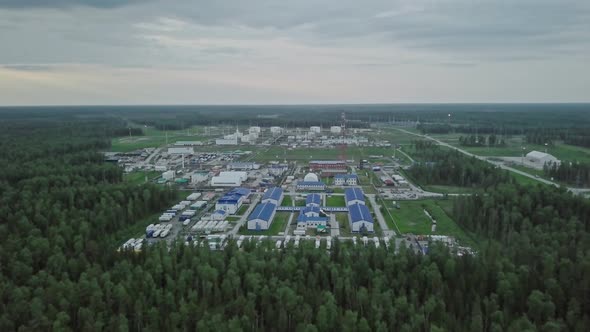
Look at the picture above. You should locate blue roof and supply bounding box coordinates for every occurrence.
[213,210,227,215]
[302,206,321,215]
[297,214,327,222]
[248,202,276,221]
[262,187,283,201]
[217,195,241,204]
[297,181,326,186]
[345,188,365,203]
[349,203,373,223]
[219,187,251,203]
[306,194,321,205]
[228,188,251,196]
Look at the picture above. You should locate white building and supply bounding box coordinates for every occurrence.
[334,174,359,186]
[247,202,277,230]
[219,171,247,182]
[349,203,374,233]
[261,187,284,206]
[168,147,194,155]
[310,126,321,134]
[216,138,238,145]
[270,126,283,135]
[249,126,261,134]
[210,174,243,187]
[526,151,560,165]
[191,171,210,183]
[330,126,342,134]
[174,141,203,146]
[162,170,175,181]
[227,162,260,171]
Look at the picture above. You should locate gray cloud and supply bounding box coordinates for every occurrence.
[2,64,55,71]
[0,0,144,9]
[0,0,589,104]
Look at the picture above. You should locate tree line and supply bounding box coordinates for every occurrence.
[407,141,511,188]
[544,161,590,187]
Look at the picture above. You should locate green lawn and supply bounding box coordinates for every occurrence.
[281,195,293,206]
[235,204,250,215]
[123,171,161,185]
[238,212,290,235]
[253,146,397,163]
[510,172,545,186]
[325,195,345,207]
[383,199,476,246]
[226,216,241,222]
[422,185,478,194]
[336,213,352,237]
[110,126,208,152]
[429,133,590,162]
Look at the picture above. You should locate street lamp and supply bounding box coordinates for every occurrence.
[545,142,548,153]
[522,147,526,165]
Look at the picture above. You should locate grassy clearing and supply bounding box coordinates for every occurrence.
[325,195,345,207]
[422,185,478,194]
[111,127,207,152]
[510,172,545,186]
[429,133,590,162]
[236,204,249,215]
[336,213,352,237]
[226,216,240,222]
[238,212,290,235]
[123,171,161,185]
[254,146,396,163]
[281,195,293,206]
[383,199,476,246]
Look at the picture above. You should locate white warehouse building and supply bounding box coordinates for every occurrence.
[310,126,321,134]
[330,126,342,134]
[526,151,560,166]
[210,171,247,187]
[168,147,194,155]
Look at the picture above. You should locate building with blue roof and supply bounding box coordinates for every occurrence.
[247,202,277,230]
[334,174,359,186]
[305,193,321,207]
[295,206,328,233]
[212,209,228,221]
[261,187,284,205]
[348,203,374,233]
[296,181,326,191]
[345,187,365,206]
[215,187,251,214]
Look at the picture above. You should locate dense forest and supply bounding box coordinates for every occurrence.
[458,134,505,147]
[406,141,511,188]
[544,161,590,187]
[1,109,590,331]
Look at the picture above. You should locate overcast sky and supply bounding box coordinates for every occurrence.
[1,0,589,105]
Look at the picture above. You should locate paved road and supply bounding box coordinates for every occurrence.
[229,195,260,237]
[393,128,564,187]
[330,214,340,237]
[366,194,396,237]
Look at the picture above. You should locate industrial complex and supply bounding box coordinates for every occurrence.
[115,121,472,255]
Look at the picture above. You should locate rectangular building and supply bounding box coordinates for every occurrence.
[305,193,321,207]
[168,147,195,155]
[247,202,277,230]
[345,187,365,206]
[296,181,326,191]
[214,188,251,214]
[261,187,284,205]
[309,160,347,171]
[348,203,374,233]
[334,174,359,186]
